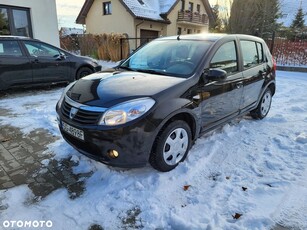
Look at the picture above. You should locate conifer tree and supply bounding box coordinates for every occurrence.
[290,7,305,30]
[210,4,223,32]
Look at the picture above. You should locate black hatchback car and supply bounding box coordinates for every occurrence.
[0,36,101,90]
[56,34,276,172]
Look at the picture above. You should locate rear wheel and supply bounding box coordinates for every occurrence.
[250,88,272,119]
[150,120,192,172]
[76,67,93,80]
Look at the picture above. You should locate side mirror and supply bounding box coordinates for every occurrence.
[206,69,227,81]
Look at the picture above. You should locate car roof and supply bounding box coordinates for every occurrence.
[156,33,264,43]
[0,35,37,41]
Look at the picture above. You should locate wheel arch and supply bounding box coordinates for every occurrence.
[268,82,276,96]
[151,110,200,153]
[75,65,95,79]
[258,80,276,104]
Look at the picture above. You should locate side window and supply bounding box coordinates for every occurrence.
[0,41,22,56]
[24,41,60,57]
[210,41,238,74]
[241,40,260,69]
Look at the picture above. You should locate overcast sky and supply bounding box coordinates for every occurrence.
[56,0,84,29]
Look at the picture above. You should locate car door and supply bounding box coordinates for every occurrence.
[199,40,244,128]
[22,40,69,83]
[239,40,266,110]
[0,40,32,88]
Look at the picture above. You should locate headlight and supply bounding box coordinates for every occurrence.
[57,81,75,109]
[99,97,155,126]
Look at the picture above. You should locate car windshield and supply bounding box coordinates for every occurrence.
[120,39,212,78]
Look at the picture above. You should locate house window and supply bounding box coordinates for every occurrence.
[177,27,182,35]
[0,5,32,37]
[187,29,192,34]
[103,2,112,15]
[197,4,200,13]
[188,2,194,12]
[181,0,185,11]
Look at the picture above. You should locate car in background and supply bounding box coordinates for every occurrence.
[56,34,276,172]
[0,36,101,90]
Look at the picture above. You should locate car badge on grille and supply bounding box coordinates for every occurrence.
[69,107,78,119]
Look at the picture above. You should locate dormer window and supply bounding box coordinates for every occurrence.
[137,0,145,5]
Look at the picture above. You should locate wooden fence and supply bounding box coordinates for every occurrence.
[61,33,307,66]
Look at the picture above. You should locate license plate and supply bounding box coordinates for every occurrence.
[62,121,84,141]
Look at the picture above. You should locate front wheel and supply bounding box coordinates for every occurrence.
[250,88,272,119]
[76,67,93,80]
[150,120,192,172]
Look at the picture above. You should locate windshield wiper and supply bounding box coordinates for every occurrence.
[118,66,134,71]
[135,69,170,76]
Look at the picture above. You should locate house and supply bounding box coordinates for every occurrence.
[76,0,214,49]
[0,0,59,47]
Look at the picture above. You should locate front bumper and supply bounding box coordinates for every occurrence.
[56,108,157,168]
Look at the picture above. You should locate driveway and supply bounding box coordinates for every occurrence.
[0,71,307,229]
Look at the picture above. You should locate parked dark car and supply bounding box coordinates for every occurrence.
[0,36,101,90]
[56,34,276,172]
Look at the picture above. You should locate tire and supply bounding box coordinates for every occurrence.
[250,88,272,119]
[76,67,93,80]
[150,120,192,172]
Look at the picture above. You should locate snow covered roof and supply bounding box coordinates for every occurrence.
[120,0,177,21]
[60,27,83,37]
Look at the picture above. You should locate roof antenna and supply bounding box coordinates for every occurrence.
[177,34,180,41]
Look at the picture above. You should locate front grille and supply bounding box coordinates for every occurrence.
[61,100,102,125]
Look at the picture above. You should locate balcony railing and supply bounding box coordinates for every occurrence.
[177,11,208,25]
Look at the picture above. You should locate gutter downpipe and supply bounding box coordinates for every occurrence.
[135,20,145,49]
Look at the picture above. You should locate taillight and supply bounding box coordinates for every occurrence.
[272,56,277,72]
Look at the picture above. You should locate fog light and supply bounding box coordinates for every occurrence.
[108,149,119,159]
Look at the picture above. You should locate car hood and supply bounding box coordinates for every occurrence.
[66,70,185,107]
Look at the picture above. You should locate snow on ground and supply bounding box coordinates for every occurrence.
[0,71,307,229]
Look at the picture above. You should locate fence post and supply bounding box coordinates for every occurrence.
[120,38,123,60]
[270,31,276,54]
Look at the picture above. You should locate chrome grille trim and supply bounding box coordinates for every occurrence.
[61,96,106,125]
[64,95,107,112]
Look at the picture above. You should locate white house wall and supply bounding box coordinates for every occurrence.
[1,0,60,47]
